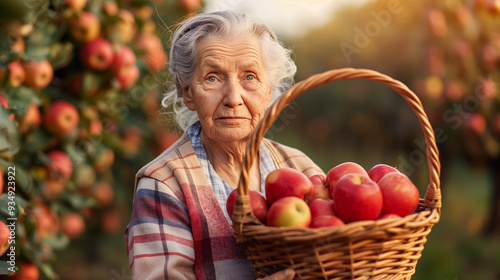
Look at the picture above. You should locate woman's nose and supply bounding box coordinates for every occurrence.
[222,78,244,107]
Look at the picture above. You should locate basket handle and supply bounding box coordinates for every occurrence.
[235,68,441,225]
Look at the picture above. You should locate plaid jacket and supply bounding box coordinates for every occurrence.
[125,133,324,280]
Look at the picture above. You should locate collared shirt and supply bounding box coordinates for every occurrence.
[186,121,276,222]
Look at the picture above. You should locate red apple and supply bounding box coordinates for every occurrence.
[136,33,168,72]
[44,180,65,199]
[116,64,139,91]
[11,37,26,53]
[226,189,268,224]
[10,261,39,280]
[102,1,118,15]
[310,215,345,228]
[1,62,25,87]
[64,0,87,11]
[43,100,80,137]
[61,213,85,240]
[426,8,447,37]
[265,168,313,205]
[18,103,41,134]
[121,125,143,157]
[368,164,400,183]
[31,204,60,240]
[132,5,154,21]
[378,172,420,217]
[463,113,487,135]
[267,196,311,228]
[479,78,498,101]
[111,45,137,77]
[309,174,327,186]
[180,0,202,12]
[0,221,10,256]
[378,213,402,220]
[327,162,368,194]
[46,150,73,182]
[91,181,114,206]
[309,198,335,219]
[79,38,114,71]
[309,174,331,200]
[116,9,137,44]
[333,174,383,223]
[101,207,123,234]
[23,60,53,90]
[92,148,115,172]
[70,12,101,43]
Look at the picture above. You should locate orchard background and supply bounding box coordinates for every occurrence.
[1,0,500,279]
[0,0,195,278]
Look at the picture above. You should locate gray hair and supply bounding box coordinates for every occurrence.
[161,10,297,131]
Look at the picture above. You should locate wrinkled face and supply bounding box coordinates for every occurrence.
[183,35,273,143]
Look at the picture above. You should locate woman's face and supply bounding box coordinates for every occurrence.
[183,35,273,143]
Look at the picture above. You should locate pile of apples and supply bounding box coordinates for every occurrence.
[227,162,420,228]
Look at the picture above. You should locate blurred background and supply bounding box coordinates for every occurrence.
[0,0,499,279]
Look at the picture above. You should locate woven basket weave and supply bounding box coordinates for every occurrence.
[232,68,442,280]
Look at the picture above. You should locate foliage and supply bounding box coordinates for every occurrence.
[0,0,200,278]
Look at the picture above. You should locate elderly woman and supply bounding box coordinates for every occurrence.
[126,10,323,279]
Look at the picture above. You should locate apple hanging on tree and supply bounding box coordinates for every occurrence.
[43,100,80,137]
[79,37,114,71]
[23,59,53,90]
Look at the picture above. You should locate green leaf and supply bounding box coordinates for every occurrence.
[4,86,42,115]
[0,261,16,275]
[43,233,69,250]
[61,192,95,210]
[0,106,20,160]
[0,193,19,219]
[49,42,74,70]
[0,32,12,57]
[37,261,57,280]
[0,1,34,21]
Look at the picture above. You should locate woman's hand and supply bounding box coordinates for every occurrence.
[259,268,295,280]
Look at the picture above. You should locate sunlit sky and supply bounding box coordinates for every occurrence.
[204,0,371,38]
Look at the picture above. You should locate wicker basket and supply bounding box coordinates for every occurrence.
[232,68,442,280]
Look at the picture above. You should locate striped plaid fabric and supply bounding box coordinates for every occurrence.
[125,130,324,280]
[186,121,276,223]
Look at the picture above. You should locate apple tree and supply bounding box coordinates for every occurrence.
[0,0,200,278]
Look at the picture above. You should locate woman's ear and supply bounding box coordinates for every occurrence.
[182,86,196,111]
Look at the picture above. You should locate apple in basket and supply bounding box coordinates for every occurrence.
[265,168,313,204]
[378,213,402,220]
[309,174,331,200]
[310,215,345,228]
[267,196,311,228]
[309,198,335,219]
[332,174,383,223]
[378,172,420,217]
[368,163,400,183]
[327,162,369,194]
[227,189,268,224]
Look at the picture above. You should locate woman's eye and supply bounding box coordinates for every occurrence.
[245,75,255,81]
[207,76,217,82]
